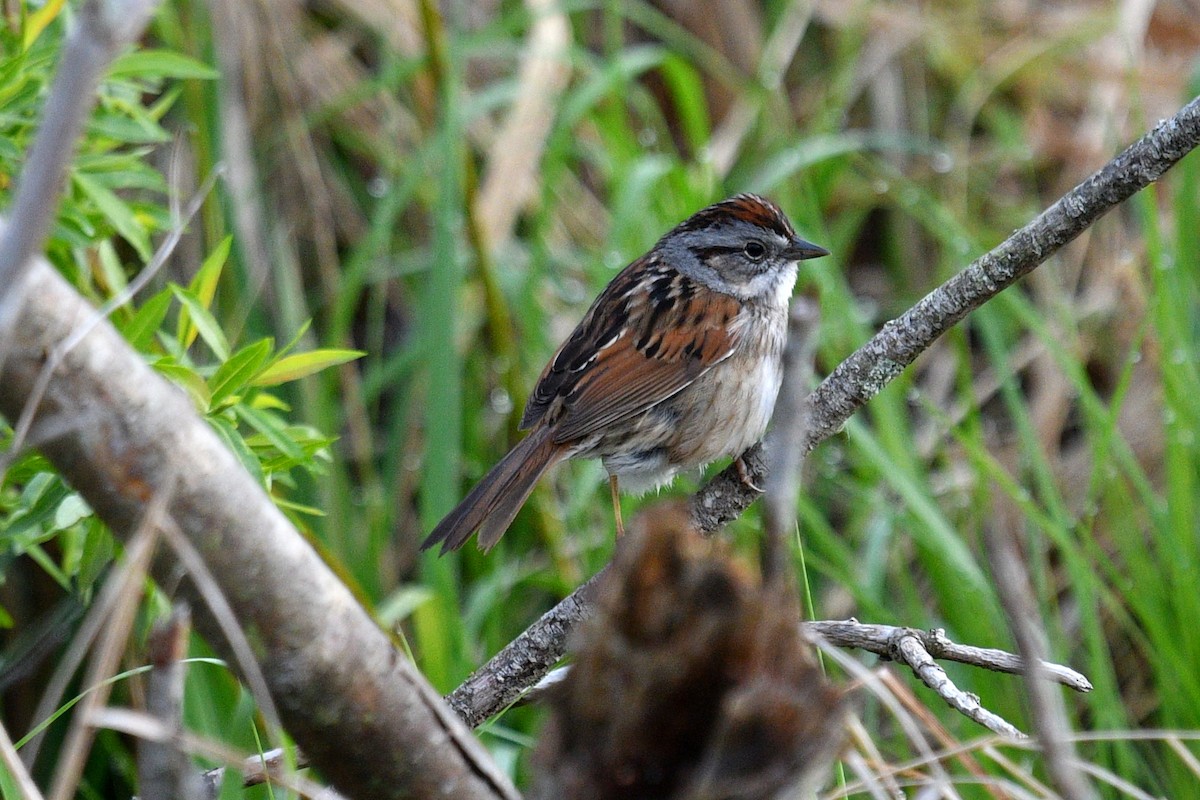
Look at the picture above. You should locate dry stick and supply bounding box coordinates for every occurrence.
[446,93,1200,728]
[987,499,1096,799]
[157,517,283,737]
[889,635,1023,739]
[807,621,1092,693]
[0,719,44,800]
[514,617,1089,738]
[201,748,309,797]
[47,494,165,800]
[139,605,205,800]
[0,0,161,330]
[88,709,341,800]
[761,298,820,583]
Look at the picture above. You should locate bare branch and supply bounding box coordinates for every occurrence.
[446,566,608,728]
[801,93,1200,454]
[440,93,1200,729]
[0,259,520,800]
[805,620,1093,693]
[891,631,1024,739]
[497,618,1091,738]
[0,0,518,786]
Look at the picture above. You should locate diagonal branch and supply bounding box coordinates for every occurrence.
[0,259,524,800]
[445,92,1200,728]
[802,93,1200,454]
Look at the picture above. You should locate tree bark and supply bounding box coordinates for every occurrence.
[0,260,519,800]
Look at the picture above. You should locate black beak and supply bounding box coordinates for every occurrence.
[782,237,830,261]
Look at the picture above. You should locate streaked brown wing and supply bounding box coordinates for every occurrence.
[521,258,742,443]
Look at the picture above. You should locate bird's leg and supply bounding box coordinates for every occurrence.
[609,474,625,537]
[735,455,764,493]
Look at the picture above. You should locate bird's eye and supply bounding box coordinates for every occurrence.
[743,240,767,261]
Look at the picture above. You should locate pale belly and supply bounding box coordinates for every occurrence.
[586,327,786,494]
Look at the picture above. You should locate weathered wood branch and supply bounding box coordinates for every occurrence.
[445,93,1200,727]
[0,260,522,800]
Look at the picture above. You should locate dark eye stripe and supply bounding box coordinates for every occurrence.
[689,244,745,259]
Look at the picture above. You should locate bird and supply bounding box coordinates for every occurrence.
[421,193,829,554]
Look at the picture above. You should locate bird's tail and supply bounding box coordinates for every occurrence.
[420,426,562,554]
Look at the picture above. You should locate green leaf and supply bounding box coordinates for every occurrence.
[107,50,219,81]
[2,474,70,544]
[86,106,171,144]
[272,497,326,517]
[208,415,264,484]
[178,237,231,348]
[170,284,230,361]
[121,288,172,350]
[152,356,213,409]
[210,338,274,406]
[234,405,304,460]
[253,349,364,386]
[276,319,313,359]
[192,236,231,305]
[73,171,152,261]
[22,0,66,50]
[53,494,92,529]
[94,239,128,298]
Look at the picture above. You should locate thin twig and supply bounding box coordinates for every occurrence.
[503,617,1089,737]
[200,748,310,796]
[47,490,167,800]
[890,633,1024,738]
[445,567,608,728]
[814,639,957,794]
[157,518,283,738]
[805,620,1092,693]
[89,709,341,800]
[986,498,1096,797]
[0,0,161,330]
[0,718,43,800]
[1,166,222,472]
[761,298,820,583]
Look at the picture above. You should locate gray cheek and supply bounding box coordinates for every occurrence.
[705,253,764,296]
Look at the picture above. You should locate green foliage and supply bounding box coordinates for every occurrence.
[0,5,356,792]
[3,0,1200,796]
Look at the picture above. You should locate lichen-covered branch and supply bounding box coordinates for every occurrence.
[445,93,1200,728]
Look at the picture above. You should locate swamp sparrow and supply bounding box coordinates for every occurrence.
[422,194,829,554]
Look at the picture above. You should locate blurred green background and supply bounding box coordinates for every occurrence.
[2,0,1200,795]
